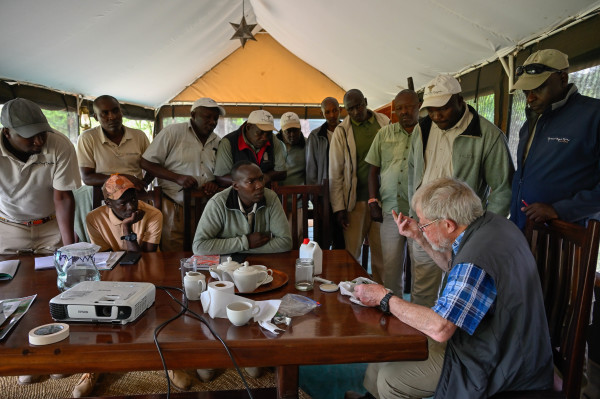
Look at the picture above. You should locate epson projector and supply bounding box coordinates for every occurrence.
[49,281,155,324]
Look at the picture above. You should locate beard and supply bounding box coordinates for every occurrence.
[424,230,453,253]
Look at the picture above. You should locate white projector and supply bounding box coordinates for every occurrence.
[49,281,155,324]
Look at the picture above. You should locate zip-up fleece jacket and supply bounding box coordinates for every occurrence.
[328,111,390,213]
[408,105,513,217]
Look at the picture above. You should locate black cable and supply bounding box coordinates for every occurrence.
[155,286,255,399]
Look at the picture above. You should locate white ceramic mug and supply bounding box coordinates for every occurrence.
[184,271,207,300]
[226,301,260,326]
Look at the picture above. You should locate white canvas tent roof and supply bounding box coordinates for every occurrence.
[1,0,599,110]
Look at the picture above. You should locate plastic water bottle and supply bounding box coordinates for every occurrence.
[299,238,323,275]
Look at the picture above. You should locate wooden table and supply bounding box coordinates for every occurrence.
[0,250,427,398]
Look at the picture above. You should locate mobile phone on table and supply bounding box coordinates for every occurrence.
[119,252,142,265]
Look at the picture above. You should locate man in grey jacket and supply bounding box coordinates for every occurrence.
[329,89,389,282]
[306,96,344,248]
[193,161,292,255]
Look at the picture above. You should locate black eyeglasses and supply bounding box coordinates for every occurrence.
[515,63,561,77]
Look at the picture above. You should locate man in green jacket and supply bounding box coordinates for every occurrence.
[407,75,513,308]
[193,160,292,255]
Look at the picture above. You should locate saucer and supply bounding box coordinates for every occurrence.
[261,275,274,285]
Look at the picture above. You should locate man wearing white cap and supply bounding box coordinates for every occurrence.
[0,98,81,255]
[510,49,600,230]
[276,111,306,186]
[406,75,512,308]
[213,109,286,187]
[141,97,223,253]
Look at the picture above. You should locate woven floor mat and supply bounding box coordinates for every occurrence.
[0,369,312,399]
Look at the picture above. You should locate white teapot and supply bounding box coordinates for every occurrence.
[232,264,268,293]
[209,257,243,282]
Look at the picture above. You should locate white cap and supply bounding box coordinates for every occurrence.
[280,112,301,130]
[419,75,462,117]
[191,97,226,116]
[247,110,275,131]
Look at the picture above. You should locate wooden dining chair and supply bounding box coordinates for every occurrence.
[491,218,600,399]
[182,188,214,251]
[272,180,330,250]
[92,185,162,210]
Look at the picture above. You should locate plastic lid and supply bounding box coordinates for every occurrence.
[303,238,310,244]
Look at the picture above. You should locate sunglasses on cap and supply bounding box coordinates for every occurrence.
[515,63,561,77]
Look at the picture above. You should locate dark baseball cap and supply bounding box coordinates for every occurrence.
[0,98,53,138]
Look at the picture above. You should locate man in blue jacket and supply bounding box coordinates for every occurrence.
[510,49,600,229]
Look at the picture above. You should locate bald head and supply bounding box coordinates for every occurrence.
[394,90,420,132]
[343,89,368,123]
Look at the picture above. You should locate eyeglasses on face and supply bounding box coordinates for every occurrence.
[515,63,561,77]
[417,218,440,232]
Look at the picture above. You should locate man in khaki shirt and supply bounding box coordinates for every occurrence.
[0,98,80,255]
[74,95,151,241]
[141,98,223,251]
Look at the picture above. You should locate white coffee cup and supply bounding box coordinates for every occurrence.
[184,271,206,300]
[226,301,260,326]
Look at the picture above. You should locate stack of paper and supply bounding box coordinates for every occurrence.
[34,251,125,271]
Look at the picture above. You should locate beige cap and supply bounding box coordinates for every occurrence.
[247,110,275,131]
[512,49,569,92]
[419,75,462,117]
[191,97,226,116]
[280,112,301,131]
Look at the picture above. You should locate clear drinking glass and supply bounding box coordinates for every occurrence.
[295,258,314,291]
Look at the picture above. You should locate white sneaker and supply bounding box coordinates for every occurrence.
[244,367,263,378]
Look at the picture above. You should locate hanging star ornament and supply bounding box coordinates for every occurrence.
[230,15,257,47]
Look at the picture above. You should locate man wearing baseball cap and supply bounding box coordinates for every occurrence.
[276,111,306,186]
[213,109,287,187]
[77,173,162,397]
[510,49,600,230]
[86,174,163,252]
[141,97,224,252]
[0,98,81,255]
[406,74,512,309]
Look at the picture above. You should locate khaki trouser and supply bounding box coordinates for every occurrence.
[343,201,383,284]
[364,338,446,399]
[161,198,184,252]
[409,240,444,308]
[380,212,407,295]
[0,218,62,255]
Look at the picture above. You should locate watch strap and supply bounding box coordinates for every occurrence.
[379,292,394,314]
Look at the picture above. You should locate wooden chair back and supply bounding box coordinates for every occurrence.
[527,218,599,398]
[183,188,213,251]
[92,185,162,210]
[492,218,599,399]
[272,180,330,250]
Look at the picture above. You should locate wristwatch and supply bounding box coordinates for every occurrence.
[120,232,138,242]
[379,292,394,314]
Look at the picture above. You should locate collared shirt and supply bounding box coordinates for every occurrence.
[0,131,81,221]
[76,125,149,179]
[237,196,258,232]
[86,200,163,251]
[365,122,414,214]
[422,107,473,185]
[432,231,497,335]
[351,113,381,201]
[213,128,286,177]
[142,120,220,204]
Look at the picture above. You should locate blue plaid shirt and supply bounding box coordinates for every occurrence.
[432,231,497,335]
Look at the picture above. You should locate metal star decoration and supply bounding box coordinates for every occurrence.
[230,15,256,48]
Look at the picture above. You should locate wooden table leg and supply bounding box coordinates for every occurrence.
[275,365,299,399]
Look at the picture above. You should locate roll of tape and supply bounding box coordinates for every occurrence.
[28,323,69,346]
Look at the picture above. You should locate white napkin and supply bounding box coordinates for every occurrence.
[338,276,378,306]
[258,320,285,334]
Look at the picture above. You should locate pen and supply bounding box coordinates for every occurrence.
[521,200,529,207]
